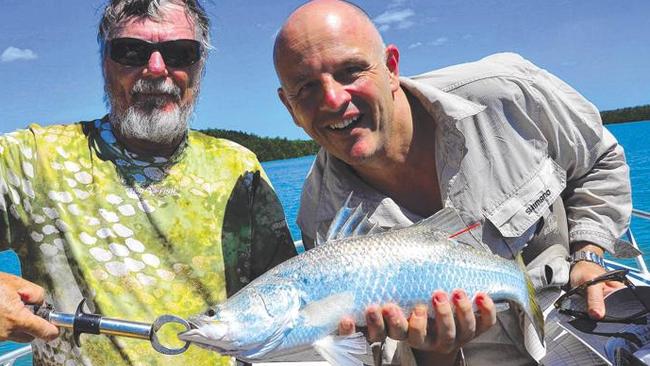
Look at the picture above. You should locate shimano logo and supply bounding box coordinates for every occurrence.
[525,189,551,214]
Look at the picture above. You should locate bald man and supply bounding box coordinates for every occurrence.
[274,1,632,365]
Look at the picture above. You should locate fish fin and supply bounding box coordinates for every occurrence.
[300,292,356,328]
[366,222,386,235]
[240,325,289,359]
[416,207,484,250]
[515,254,546,361]
[335,203,366,240]
[324,193,386,243]
[313,332,367,366]
[325,193,355,242]
[351,214,376,237]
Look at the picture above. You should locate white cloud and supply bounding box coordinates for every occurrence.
[1,47,38,63]
[408,42,423,49]
[429,37,449,46]
[462,34,473,40]
[373,9,416,32]
[397,20,415,30]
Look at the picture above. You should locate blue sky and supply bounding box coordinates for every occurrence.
[1,0,649,139]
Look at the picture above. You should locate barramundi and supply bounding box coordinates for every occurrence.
[179,201,544,365]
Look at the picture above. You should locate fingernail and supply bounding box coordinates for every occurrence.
[368,311,380,322]
[341,320,352,332]
[452,291,465,304]
[17,289,29,302]
[383,307,396,319]
[476,294,485,307]
[433,292,448,305]
[414,306,426,317]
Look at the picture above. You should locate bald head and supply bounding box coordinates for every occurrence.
[273,0,385,78]
[272,0,405,168]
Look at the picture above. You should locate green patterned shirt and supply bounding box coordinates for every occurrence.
[0,117,297,365]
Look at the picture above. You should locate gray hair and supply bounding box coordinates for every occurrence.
[98,0,211,61]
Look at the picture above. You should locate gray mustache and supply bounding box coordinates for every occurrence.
[131,79,181,100]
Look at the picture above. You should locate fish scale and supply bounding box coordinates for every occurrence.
[180,207,543,365]
[270,228,528,326]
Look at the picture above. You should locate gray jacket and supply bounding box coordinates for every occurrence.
[298,52,632,261]
[296,53,633,365]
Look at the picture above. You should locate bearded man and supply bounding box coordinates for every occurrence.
[0,1,296,365]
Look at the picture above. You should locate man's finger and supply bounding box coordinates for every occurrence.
[16,308,59,341]
[7,331,35,344]
[474,292,496,336]
[383,304,408,341]
[338,316,356,336]
[602,280,626,297]
[432,291,456,352]
[451,290,475,345]
[366,305,386,343]
[17,286,46,305]
[406,305,428,348]
[586,283,606,319]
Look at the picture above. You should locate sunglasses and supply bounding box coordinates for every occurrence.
[554,269,650,323]
[107,38,202,68]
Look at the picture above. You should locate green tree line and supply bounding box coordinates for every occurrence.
[601,104,650,124]
[200,128,319,162]
[199,104,649,162]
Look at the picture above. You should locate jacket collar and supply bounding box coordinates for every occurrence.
[399,76,486,122]
[308,78,485,229]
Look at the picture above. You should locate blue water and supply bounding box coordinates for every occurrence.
[1,121,649,364]
[607,122,650,259]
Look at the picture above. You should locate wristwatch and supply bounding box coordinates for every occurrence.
[569,250,606,269]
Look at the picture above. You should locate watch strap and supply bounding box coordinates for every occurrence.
[569,250,606,268]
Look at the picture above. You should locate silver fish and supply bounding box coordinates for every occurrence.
[179,201,544,365]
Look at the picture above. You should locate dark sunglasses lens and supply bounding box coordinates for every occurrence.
[160,40,201,67]
[109,38,151,66]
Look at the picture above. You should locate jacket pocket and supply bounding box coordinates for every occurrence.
[484,157,566,238]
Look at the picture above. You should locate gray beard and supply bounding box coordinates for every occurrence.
[107,78,195,147]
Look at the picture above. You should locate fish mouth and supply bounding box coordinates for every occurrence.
[177,320,240,355]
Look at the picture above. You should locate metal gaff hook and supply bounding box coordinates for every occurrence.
[32,299,192,355]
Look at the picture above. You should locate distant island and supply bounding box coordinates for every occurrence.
[601,104,650,124]
[199,104,649,162]
[200,128,319,162]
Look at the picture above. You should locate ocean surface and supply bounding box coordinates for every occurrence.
[1,121,649,364]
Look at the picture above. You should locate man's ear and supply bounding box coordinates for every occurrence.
[385,44,400,92]
[277,87,300,127]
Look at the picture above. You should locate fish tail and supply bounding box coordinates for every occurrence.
[515,254,544,343]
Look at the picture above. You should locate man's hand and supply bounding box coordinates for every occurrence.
[569,243,625,320]
[0,272,59,342]
[338,290,497,365]
[569,260,624,320]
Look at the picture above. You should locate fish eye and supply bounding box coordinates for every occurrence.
[205,308,216,317]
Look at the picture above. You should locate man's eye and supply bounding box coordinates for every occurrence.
[346,66,363,74]
[297,81,317,97]
[336,66,365,83]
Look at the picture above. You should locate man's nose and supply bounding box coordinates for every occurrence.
[145,50,167,77]
[320,76,350,112]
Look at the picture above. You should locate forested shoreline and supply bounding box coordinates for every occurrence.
[200,128,319,162]
[601,104,650,124]
[199,104,649,162]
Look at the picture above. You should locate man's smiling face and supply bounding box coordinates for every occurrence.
[275,3,400,167]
